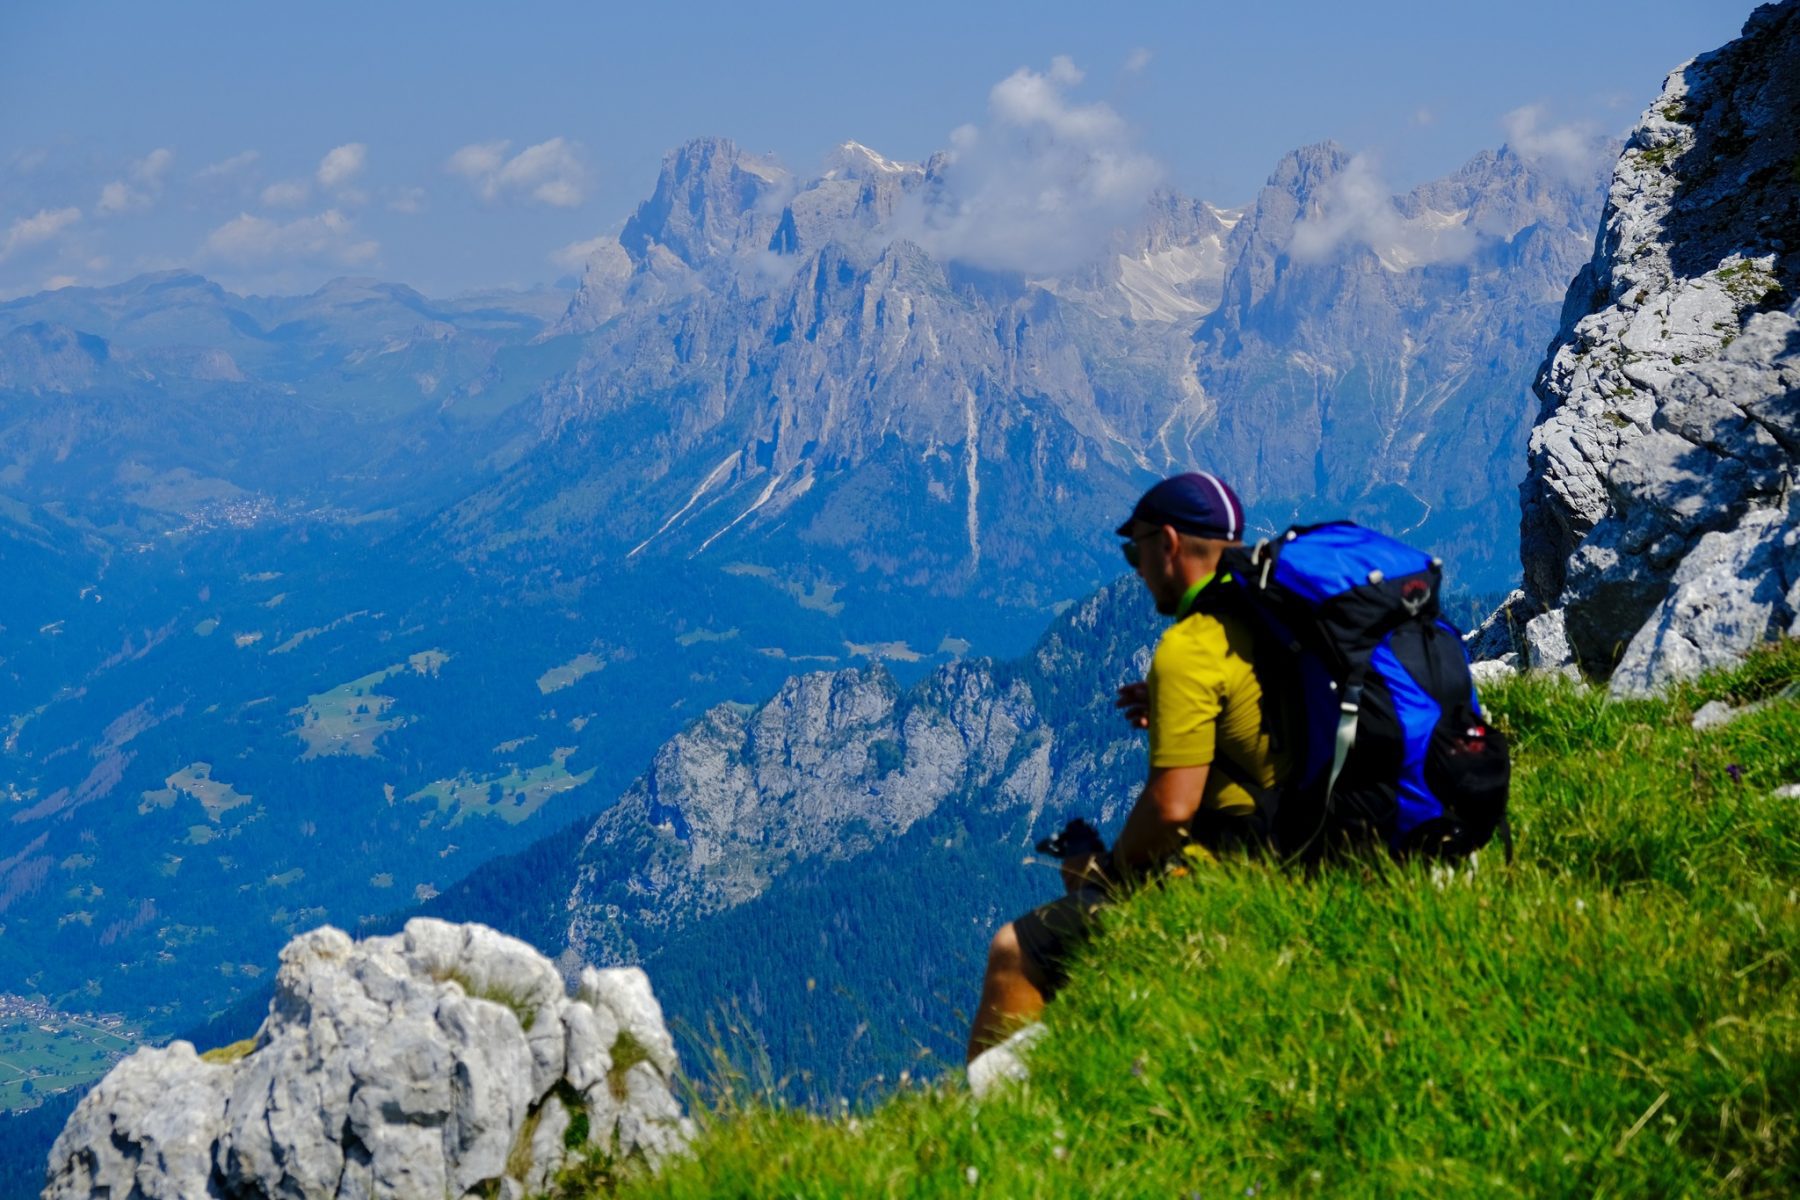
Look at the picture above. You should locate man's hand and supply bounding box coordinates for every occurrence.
[1061,850,1112,896]
[1115,681,1149,729]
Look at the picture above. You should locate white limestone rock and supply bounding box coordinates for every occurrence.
[1691,700,1740,730]
[1611,510,1800,696]
[1518,3,1800,693]
[1470,658,1518,686]
[44,919,689,1200]
[1525,608,1575,671]
[1465,589,1531,663]
[42,1041,228,1200]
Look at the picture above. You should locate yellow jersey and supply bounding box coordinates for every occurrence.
[1146,579,1286,815]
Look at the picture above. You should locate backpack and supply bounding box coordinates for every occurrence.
[1204,521,1512,862]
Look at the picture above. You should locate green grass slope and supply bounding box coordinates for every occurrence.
[561,644,1800,1198]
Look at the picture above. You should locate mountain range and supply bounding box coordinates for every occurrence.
[0,125,1603,1081]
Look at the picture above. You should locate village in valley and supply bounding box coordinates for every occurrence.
[0,995,140,1112]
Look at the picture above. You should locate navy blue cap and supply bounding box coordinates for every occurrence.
[1116,472,1245,541]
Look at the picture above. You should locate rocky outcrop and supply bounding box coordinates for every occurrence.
[1517,2,1800,693]
[44,920,687,1199]
[564,661,1051,965]
[0,323,112,392]
[562,579,1161,968]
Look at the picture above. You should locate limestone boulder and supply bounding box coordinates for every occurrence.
[44,919,689,1200]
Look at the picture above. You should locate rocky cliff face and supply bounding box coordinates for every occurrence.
[44,919,687,1199]
[1199,141,1604,545]
[562,579,1159,967]
[1515,1,1800,693]
[460,131,1603,595]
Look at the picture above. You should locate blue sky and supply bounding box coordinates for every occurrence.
[0,0,1754,299]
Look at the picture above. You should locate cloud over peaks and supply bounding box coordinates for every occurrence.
[549,235,613,272]
[1502,105,1605,184]
[896,56,1160,275]
[446,137,586,207]
[1289,154,1476,268]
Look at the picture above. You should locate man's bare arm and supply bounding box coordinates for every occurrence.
[1110,764,1209,878]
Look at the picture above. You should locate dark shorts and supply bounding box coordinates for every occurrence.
[1011,812,1265,998]
[1012,886,1110,1001]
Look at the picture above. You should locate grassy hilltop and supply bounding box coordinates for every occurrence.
[557,643,1800,1198]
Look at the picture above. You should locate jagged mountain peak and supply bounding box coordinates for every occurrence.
[1408,142,1610,243]
[619,137,792,269]
[1139,189,1232,248]
[1267,140,1354,197]
[824,140,921,181]
[869,236,943,278]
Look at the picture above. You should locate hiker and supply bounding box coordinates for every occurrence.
[966,472,1289,1063]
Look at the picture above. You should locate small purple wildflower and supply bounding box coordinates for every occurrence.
[1727,763,1744,784]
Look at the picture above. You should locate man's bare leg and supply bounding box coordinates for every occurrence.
[966,922,1047,1064]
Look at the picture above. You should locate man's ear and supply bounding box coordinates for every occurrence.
[1159,524,1181,560]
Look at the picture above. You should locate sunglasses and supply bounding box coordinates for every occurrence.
[1120,531,1159,569]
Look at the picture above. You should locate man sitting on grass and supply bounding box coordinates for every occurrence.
[966,472,1289,1063]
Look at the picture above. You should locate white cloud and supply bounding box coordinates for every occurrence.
[1289,154,1476,268]
[97,181,140,215]
[261,180,311,208]
[446,137,586,207]
[386,186,426,214]
[550,235,613,272]
[203,209,378,266]
[1502,105,1604,184]
[195,150,259,180]
[1125,47,1152,73]
[1,207,81,260]
[893,56,1161,275]
[43,274,78,291]
[97,147,176,215]
[317,142,368,189]
[447,141,509,179]
[133,148,174,187]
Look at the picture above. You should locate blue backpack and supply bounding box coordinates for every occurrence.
[1205,522,1512,862]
